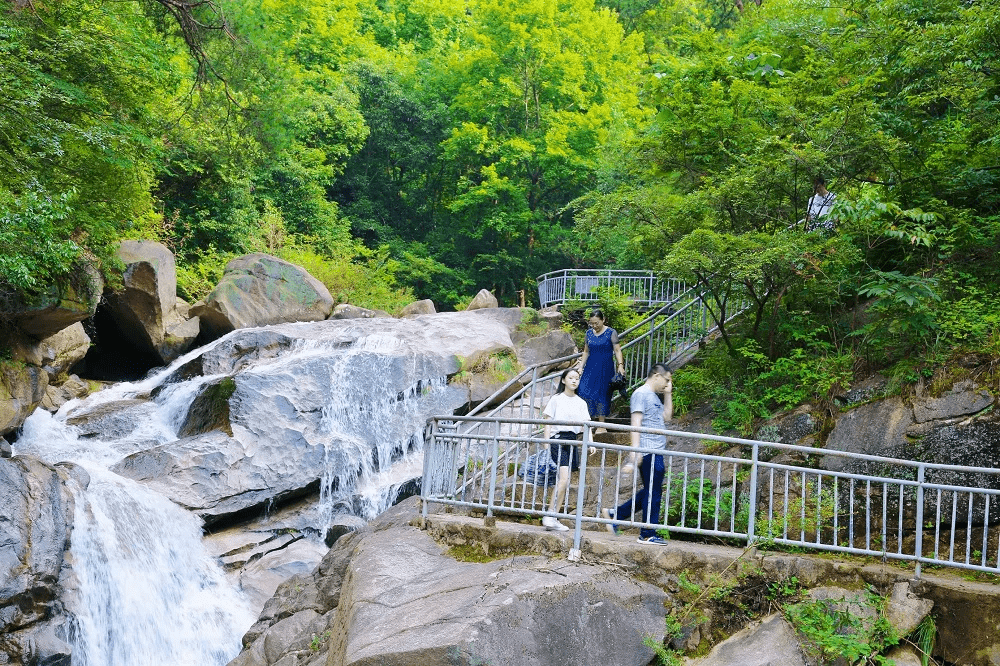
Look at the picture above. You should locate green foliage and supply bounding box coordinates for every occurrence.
[783,590,898,665]
[0,191,81,295]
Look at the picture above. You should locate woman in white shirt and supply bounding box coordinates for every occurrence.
[540,368,594,531]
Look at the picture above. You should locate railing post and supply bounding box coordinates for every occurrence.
[485,420,501,517]
[747,441,760,545]
[569,425,590,561]
[915,464,925,578]
[421,417,437,526]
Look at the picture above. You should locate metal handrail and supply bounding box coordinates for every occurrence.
[422,416,1000,575]
[535,269,687,309]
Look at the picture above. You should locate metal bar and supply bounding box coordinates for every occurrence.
[915,465,925,577]
[747,441,759,543]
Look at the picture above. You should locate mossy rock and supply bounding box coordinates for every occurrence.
[177,377,236,437]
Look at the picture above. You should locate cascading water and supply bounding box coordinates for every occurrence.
[13,318,468,664]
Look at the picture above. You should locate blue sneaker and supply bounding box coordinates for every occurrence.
[637,535,669,545]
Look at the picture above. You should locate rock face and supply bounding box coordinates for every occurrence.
[12,260,103,339]
[514,329,576,368]
[109,313,518,524]
[465,289,498,311]
[228,500,666,666]
[192,254,335,338]
[0,456,76,665]
[328,304,389,320]
[0,364,48,437]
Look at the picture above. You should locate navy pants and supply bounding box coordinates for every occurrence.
[614,453,665,538]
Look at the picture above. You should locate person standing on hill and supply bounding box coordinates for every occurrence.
[576,308,625,426]
[603,363,672,545]
[805,176,836,232]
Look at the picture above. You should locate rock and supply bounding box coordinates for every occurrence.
[399,298,436,317]
[805,586,878,630]
[883,645,922,666]
[102,240,179,361]
[688,613,806,666]
[9,323,91,381]
[329,304,383,320]
[912,380,994,423]
[0,436,10,458]
[466,289,498,311]
[192,253,335,338]
[0,457,74,657]
[836,374,887,407]
[757,406,816,445]
[885,581,933,638]
[41,374,91,413]
[12,260,103,339]
[324,514,369,547]
[177,377,236,437]
[822,398,913,472]
[514,329,577,369]
[0,364,48,436]
[236,538,330,613]
[538,306,563,330]
[911,576,1000,666]
[64,398,151,439]
[161,309,200,363]
[325,526,665,666]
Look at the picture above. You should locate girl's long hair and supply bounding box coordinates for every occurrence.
[557,367,579,394]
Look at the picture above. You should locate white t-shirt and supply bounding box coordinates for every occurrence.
[807,192,836,220]
[543,392,591,434]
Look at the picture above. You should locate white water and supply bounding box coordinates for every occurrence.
[13,321,460,664]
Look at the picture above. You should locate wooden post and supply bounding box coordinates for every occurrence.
[518,289,525,307]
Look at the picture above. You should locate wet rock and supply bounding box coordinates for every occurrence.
[0,456,74,660]
[688,613,806,666]
[64,398,151,439]
[399,298,436,317]
[324,515,369,548]
[0,436,10,458]
[0,364,48,437]
[40,375,91,413]
[329,304,388,320]
[465,289,498,311]
[192,253,335,339]
[177,377,235,437]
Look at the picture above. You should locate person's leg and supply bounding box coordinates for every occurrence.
[646,455,665,529]
[637,453,659,539]
[548,466,571,514]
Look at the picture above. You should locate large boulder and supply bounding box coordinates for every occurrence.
[329,304,390,320]
[9,322,91,381]
[0,364,48,436]
[0,456,76,665]
[102,240,199,363]
[228,504,667,666]
[11,260,103,339]
[110,313,513,524]
[192,254,335,338]
[514,329,577,368]
[688,614,806,666]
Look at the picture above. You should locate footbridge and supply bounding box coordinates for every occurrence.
[536,269,685,309]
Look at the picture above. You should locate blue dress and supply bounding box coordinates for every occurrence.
[578,327,618,417]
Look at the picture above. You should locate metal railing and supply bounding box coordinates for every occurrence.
[422,416,1000,576]
[459,285,750,444]
[536,269,687,309]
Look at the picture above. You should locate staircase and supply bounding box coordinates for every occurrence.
[457,283,750,440]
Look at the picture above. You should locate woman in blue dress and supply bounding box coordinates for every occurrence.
[575,308,625,423]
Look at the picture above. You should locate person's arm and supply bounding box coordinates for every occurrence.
[622,410,642,472]
[576,339,590,372]
[611,329,625,375]
[663,375,673,424]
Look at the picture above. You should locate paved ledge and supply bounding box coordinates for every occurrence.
[419,511,1000,662]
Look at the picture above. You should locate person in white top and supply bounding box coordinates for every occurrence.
[805,176,836,231]
[540,368,595,531]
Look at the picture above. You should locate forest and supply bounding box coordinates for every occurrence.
[2,0,999,429]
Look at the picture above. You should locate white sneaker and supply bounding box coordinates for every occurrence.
[542,516,569,531]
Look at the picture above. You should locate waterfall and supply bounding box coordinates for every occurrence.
[13,318,467,663]
[66,467,255,666]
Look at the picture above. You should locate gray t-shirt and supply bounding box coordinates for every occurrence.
[631,386,666,450]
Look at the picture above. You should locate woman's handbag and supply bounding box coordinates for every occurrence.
[609,371,627,393]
